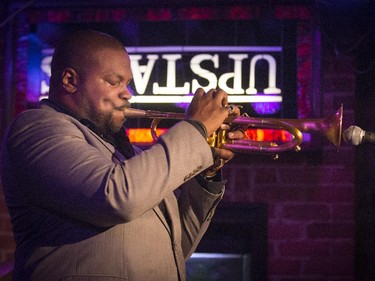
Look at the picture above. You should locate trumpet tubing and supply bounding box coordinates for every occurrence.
[124,105,343,154]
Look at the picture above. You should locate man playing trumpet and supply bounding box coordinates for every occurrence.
[0,30,245,281]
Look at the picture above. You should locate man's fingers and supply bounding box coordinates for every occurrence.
[227,129,246,140]
[192,87,205,99]
[217,89,229,107]
[206,88,229,107]
[214,147,235,162]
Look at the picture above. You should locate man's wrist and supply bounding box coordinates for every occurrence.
[196,171,224,194]
[184,119,207,138]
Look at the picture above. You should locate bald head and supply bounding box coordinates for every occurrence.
[49,30,126,96]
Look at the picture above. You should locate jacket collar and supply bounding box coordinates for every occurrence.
[39,99,135,158]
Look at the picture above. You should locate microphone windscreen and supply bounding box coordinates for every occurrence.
[343,125,364,145]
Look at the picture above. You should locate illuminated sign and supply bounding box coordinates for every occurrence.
[127,46,282,105]
[38,45,282,108]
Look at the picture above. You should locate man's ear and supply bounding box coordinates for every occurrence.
[61,68,78,93]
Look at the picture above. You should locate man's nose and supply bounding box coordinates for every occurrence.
[121,85,133,100]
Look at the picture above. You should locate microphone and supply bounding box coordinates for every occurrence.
[343,125,375,145]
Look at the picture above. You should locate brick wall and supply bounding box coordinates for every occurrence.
[0,0,16,265]
[0,190,15,263]
[221,33,356,280]
[222,147,355,280]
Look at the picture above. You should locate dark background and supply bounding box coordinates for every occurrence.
[1,1,374,281]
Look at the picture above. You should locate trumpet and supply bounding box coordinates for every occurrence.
[124,105,343,154]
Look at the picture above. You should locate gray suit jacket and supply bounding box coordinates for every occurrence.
[0,101,225,281]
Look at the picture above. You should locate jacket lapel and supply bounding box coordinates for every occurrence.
[153,202,171,234]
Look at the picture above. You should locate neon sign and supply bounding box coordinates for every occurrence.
[38,46,283,109]
[127,46,282,105]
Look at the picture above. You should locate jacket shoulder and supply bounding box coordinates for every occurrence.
[11,106,75,125]
[3,107,84,148]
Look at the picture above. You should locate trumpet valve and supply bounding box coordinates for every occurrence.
[207,132,218,148]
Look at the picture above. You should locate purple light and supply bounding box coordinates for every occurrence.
[251,98,282,115]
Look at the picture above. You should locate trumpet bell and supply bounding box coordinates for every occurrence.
[218,104,343,153]
[324,105,343,147]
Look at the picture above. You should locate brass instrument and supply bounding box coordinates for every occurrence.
[124,105,343,154]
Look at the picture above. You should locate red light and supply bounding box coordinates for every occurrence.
[127,128,294,145]
[127,128,167,144]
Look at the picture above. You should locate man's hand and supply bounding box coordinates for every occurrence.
[214,128,245,163]
[203,124,247,178]
[185,88,229,136]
